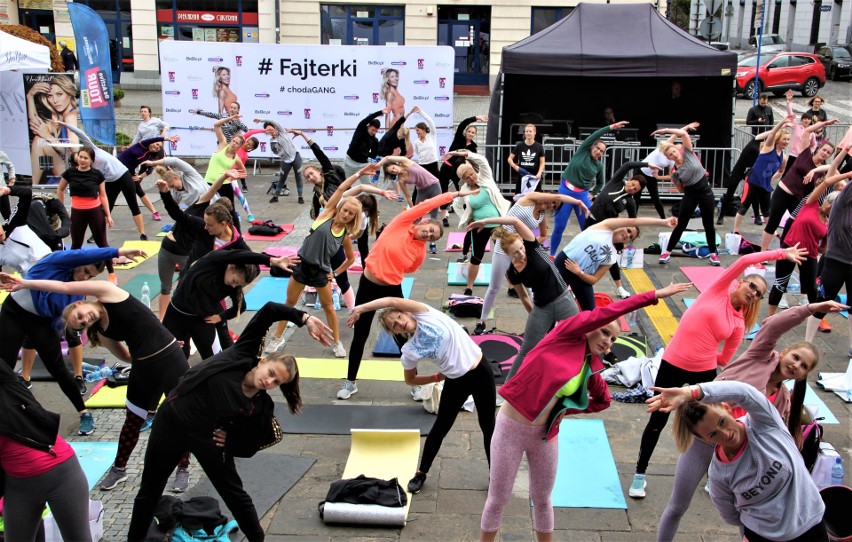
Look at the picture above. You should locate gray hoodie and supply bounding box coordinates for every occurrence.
[700,381,825,540]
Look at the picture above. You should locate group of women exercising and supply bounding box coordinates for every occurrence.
[0,105,850,542]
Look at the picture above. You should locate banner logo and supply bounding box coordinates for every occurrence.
[168,72,176,83]
[326,125,333,136]
[344,95,359,100]
[413,79,429,85]
[235,55,243,67]
[372,92,379,103]
[166,90,181,95]
[304,108,311,119]
[439,77,446,88]
[417,58,424,70]
[191,89,198,99]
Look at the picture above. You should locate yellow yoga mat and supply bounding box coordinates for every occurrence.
[114,240,162,270]
[84,384,164,409]
[0,272,20,304]
[622,268,681,345]
[342,429,421,521]
[296,358,404,381]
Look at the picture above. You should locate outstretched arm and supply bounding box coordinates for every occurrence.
[0,275,115,298]
[467,216,534,241]
[593,216,677,231]
[347,297,428,327]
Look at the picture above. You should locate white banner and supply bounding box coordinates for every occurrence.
[159,42,456,160]
[0,70,47,177]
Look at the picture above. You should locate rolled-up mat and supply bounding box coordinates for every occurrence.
[679,266,726,294]
[275,403,434,435]
[113,240,162,270]
[84,384,164,409]
[552,419,626,509]
[69,442,119,491]
[447,262,491,286]
[242,223,295,242]
[372,277,415,357]
[326,430,420,525]
[29,357,103,381]
[244,277,289,311]
[297,357,404,381]
[322,502,406,526]
[185,451,314,525]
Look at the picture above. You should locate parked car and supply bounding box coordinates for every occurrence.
[735,52,826,99]
[748,34,787,53]
[815,45,852,81]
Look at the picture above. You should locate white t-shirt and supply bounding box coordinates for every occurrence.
[640,148,675,178]
[400,306,480,379]
[561,228,617,275]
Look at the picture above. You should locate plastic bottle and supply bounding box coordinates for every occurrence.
[626,310,637,328]
[140,282,151,309]
[332,290,341,311]
[85,366,115,382]
[81,362,101,374]
[832,457,844,486]
[625,246,635,268]
[314,295,322,311]
[370,157,381,183]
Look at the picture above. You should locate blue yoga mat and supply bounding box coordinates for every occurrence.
[784,381,839,424]
[837,294,848,318]
[69,441,118,491]
[552,419,626,509]
[683,298,760,339]
[372,277,415,356]
[245,277,289,311]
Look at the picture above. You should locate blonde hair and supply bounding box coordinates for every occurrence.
[38,75,78,116]
[659,142,678,157]
[155,165,180,185]
[336,196,363,233]
[673,400,724,452]
[212,67,230,97]
[456,163,476,182]
[773,129,791,146]
[397,126,410,140]
[491,226,520,245]
[740,273,767,332]
[380,68,400,102]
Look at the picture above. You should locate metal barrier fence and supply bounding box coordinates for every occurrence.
[733,124,850,151]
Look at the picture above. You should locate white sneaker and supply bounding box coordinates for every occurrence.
[778,294,789,309]
[628,474,647,498]
[615,286,631,299]
[333,341,346,358]
[264,335,286,354]
[704,479,711,494]
[495,394,505,407]
[336,379,358,400]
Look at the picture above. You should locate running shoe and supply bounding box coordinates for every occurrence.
[269,196,279,203]
[298,196,305,204]
[778,295,789,309]
[457,255,469,264]
[20,375,32,389]
[333,341,346,358]
[659,252,671,264]
[282,187,291,197]
[709,254,721,266]
[463,288,473,296]
[264,335,287,354]
[247,214,255,222]
[442,217,450,228]
[171,467,190,493]
[108,273,118,285]
[819,318,832,333]
[152,212,162,221]
[473,322,487,335]
[336,379,358,400]
[140,411,156,432]
[628,474,647,498]
[139,233,148,241]
[75,375,87,395]
[507,288,519,299]
[100,466,127,490]
[241,182,249,192]
[616,286,631,299]
[78,412,95,436]
[407,472,427,494]
[429,243,438,255]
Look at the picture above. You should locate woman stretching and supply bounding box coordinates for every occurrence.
[630,245,807,499]
[410,107,440,177]
[451,150,511,296]
[766,168,847,318]
[383,154,442,253]
[439,115,486,226]
[57,148,116,282]
[649,381,829,542]
[654,126,721,266]
[0,362,91,542]
[556,217,676,311]
[204,114,247,206]
[164,249,295,360]
[474,192,585,336]
[0,275,195,493]
[348,298,496,495]
[732,116,794,233]
[469,216,578,381]
[638,122,698,220]
[656,299,846,541]
[117,134,179,220]
[127,302,333,542]
[550,121,629,255]
[480,284,689,542]
[339,190,473,400]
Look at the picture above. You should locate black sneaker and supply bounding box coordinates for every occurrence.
[241,182,249,192]
[463,288,473,296]
[87,236,95,244]
[442,217,449,228]
[75,375,87,395]
[507,288,519,298]
[407,471,427,494]
[429,243,438,254]
[298,196,305,204]
[457,255,469,264]
[139,233,148,241]
[269,196,279,203]
[19,375,32,389]
[473,322,487,335]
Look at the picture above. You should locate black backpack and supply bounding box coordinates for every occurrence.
[247,220,284,237]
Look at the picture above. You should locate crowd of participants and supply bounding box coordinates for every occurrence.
[0,98,850,542]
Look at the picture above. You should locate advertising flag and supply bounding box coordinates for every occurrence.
[68,2,115,145]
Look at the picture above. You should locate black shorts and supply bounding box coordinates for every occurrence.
[293,260,330,288]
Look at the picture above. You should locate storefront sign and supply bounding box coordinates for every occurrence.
[156,10,258,25]
[159,42,455,159]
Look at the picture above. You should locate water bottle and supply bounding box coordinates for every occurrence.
[831,457,844,486]
[370,157,381,183]
[314,295,322,310]
[140,282,151,309]
[332,290,341,311]
[787,281,801,295]
[625,246,635,268]
[81,362,101,374]
[85,366,115,382]
[626,310,637,328]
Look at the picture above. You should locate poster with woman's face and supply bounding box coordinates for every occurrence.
[23,73,80,185]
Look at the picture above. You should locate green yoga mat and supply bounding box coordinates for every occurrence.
[447,262,491,286]
[124,273,177,302]
[552,419,626,509]
[69,442,119,491]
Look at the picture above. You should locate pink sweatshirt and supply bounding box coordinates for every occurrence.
[715,304,813,417]
[665,250,787,372]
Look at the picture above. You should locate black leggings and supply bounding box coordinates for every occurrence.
[666,186,717,254]
[70,206,114,273]
[347,274,404,381]
[419,359,496,473]
[635,360,717,474]
[812,256,852,319]
[329,245,352,295]
[438,163,461,210]
[469,226,493,266]
[128,402,264,542]
[105,171,142,216]
[744,521,828,542]
[632,176,667,219]
[768,224,819,307]
[554,252,596,311]
[0,297,86,412]
[356,231,370,268]
[162,304,223,360]
[763,188,800,236]
[737,183,771,217]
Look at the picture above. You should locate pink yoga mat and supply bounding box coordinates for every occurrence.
[259,246,298,271]
[445,231,490,253]
[680,265,727,293]
[242,224,295,242]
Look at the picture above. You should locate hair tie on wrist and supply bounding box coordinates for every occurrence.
[690,385,700,401]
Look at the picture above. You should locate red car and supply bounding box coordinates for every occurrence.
[736,52,826,99]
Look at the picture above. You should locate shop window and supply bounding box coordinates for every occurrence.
[320,4,405,45]
[531,7,573,35]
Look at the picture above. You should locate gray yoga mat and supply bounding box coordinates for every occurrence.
[275,403,435,436]
[185,452,315,533]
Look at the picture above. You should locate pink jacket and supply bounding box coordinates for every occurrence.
[499,291,658,440]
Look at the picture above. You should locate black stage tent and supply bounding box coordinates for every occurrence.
[486,3,738,179]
